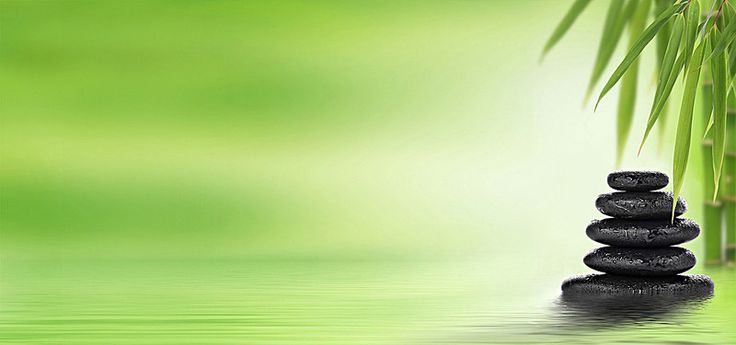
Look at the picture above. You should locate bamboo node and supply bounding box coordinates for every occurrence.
[705,259,722,265]
[702,139,713,146]
[726,151,736,158]
[722,195,736,203]
[704,199,722,207]
[703,80,714,86]
[725,244,736,249]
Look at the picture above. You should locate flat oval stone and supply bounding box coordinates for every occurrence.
[608,171,669,191]
[586,218,699,247]
[561,274,713,297]
[584,246,695,276]
[595,191,687,219]
[559,275,712,324]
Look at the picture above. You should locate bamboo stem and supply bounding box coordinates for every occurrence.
[701,75,723,265]
[724,101,736,265]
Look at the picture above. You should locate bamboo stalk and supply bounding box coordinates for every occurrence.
[701,73,723,266]
[724,104,736,265]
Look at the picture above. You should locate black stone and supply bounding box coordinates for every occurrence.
[595,191,687,219]
[584,246,695,276]
[607,171,669,191]
[586,218,699,247]
[561,274,713,297]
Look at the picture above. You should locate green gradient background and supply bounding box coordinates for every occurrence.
[1,1,734,344]
[1,0,687,259]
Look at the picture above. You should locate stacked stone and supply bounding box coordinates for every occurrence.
[562,171,714,297]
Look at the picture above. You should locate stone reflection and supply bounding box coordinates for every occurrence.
[555,273,713,327]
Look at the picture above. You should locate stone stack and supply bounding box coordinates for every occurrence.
[562,171,714,297]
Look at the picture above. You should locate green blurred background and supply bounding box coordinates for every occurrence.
[3,1,735,344]
[2,0,688,261]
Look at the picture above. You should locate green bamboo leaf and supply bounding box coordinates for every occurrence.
[584,0,636,102]
[699,0,724,37]
[617,74,638,165]
[656,100,671,152]
[655,0,673,76]
[542,0,593,57]
[726,0,736,27]
[727,34,736,90]
[672,36,708,221]
[683,0,701,67]
[595,1,683,111]
[655,0,674,150]
[639,14,686,154]
[704,109,715,138]
[730,51,736,73]
[616,0,651,165]
[725,4,736,109]
[711,29,728,198]
[653,52,687,117]
[705,14,736,62]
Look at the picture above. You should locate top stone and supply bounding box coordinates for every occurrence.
[608,171,669,191]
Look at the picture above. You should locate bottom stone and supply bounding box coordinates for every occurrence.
[559,274,714,323]
[561,273,714,297]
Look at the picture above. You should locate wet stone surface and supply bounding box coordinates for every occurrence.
[561,171,712,299]
[586,218,699,247]
[595,191,686,219]
[607,171,669,192]
[561,273,714,297]
[583,246,696,276]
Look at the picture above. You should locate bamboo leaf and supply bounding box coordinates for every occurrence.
[704,106,715,138]
[655,14,672,149]
[683,0,701,66]
[652,52,687,118]
[655,0,674,151]
[585,0,636,102]
[725,27,736,93]
[617,69,639,166]
[699,0,724,39]
[595,1,683,111]
[730,36,736,70]
[705,15,736,62]
[655,0,673,81]
[672,36,708,221]
[639,14,686,154]
[616,0,651,165]
[656,100,671,152]
[542,0,593,57]
[727,34,736,90]
[711,28,728,198]
[726,0,736,26]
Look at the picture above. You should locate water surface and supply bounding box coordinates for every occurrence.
[1,259,734,344]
